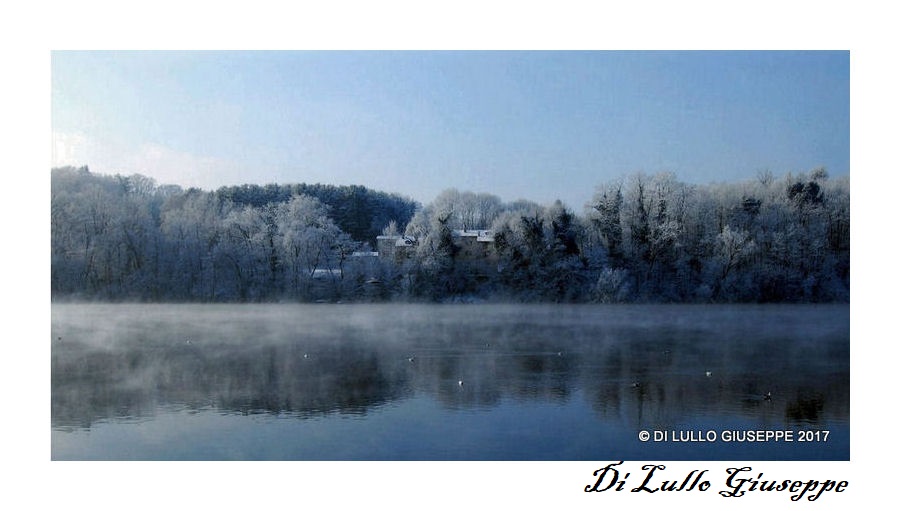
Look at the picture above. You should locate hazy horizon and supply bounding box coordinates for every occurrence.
[51,51,849,210]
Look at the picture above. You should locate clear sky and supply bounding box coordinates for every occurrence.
[51,50,849,210]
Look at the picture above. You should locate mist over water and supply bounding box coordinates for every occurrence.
[51,303,849,460]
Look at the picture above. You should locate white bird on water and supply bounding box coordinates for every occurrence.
[705,370,712,378]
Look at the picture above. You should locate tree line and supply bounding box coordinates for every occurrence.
[50,166,849,303]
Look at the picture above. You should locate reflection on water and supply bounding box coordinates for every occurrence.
[51,303,849,460]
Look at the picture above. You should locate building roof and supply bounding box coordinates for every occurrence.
[453,229,494,242]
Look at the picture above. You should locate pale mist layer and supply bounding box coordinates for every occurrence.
[52,303,849,431]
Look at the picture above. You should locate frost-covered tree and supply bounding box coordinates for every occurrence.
[593,267,631,303]
[50,167,849,304]
[490,200,587,301]
[620,172,689,297]
[215,205,273,300]
[711,225,757,300]
[51,167,167,298]
[159,188,226,300]
[588,180,624,265]
[274,194,343,298]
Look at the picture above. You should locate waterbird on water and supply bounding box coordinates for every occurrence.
[763,391,772,401]
[705,371,712,378]
[458,380,464,387]
[630,381,641,389]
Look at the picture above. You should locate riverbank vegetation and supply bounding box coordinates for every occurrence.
[50,166,849,303]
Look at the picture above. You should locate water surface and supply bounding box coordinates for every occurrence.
[51,303,849,460]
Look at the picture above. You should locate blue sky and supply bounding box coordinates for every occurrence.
[51,51,849,210]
